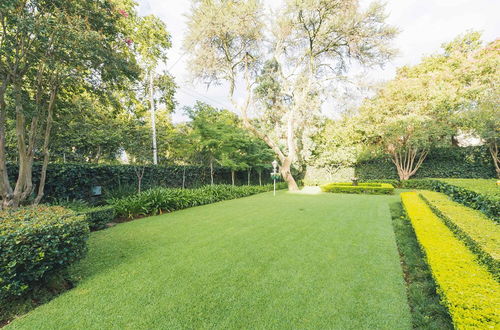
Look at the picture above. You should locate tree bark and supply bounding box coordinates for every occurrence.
[135,166,145,193]
[34,87,56,204]
[231,169,235,186]
[390,148,428,181]
[247,168,251,185]
[280,157,299,190]
[0,74,13,208]
[257,169,262,186]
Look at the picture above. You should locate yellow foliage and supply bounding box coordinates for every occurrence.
[401,192,500,329]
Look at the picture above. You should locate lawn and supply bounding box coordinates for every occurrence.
[8,191,412,329]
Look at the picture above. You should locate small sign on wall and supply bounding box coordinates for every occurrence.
[91,185,102,196]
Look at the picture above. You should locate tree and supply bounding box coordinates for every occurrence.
[0,0,140,207]
[184,0,397,190]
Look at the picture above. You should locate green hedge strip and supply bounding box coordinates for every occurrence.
[320,182,394,194]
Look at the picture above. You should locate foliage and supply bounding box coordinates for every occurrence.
[184,0,397,190]
[78,206,116,231]
[0,206,89,301]
[111,183,287,218]
[320,182,394,194]
[401,192,500,329]
[5,163,277,202]
[439,178,500,198]
[355,146,496,180]
[433,179,499,222]
[389,201,453,329]
[419,191,499,280]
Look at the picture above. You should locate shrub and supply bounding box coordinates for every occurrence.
[419,190,499,280]
[433,180,499,222]
[438,178,500,198]
[111,183,288,218]
[401,192,500,329]
[320,182,394,194]
[355,146,495,180]
[78,206,116,231]
[0,206,89,301]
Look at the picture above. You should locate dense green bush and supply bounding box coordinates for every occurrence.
[6,163,276,202]
[356,146,495,180]
[320,182,394,194]
[0,206,89,301]
[112,183,287,218]
[78,206,116,231]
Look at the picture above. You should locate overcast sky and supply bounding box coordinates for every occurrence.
[137,0,500,122]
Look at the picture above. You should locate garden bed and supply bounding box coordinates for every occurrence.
[320,182,394,194]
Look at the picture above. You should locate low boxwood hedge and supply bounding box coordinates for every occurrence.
[320,182,394,194]
[0,206,89,301]
[419,190,499,280]
[401,192,499,329]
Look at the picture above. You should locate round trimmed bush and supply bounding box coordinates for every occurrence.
[0,206,89,301]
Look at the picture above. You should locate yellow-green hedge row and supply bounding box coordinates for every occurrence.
[401,192,500,329]
[419,190,499,281]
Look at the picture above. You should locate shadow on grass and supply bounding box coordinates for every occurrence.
[389,201,453,329]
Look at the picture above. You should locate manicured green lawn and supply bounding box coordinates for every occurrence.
[8,191,411,329]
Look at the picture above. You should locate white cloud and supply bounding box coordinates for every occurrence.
[138,0,500,122]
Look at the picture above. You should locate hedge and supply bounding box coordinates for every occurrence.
[320,182,394,194]
[0,206,89,301]
[78,206,116,231]
[356,146,496,180]
[112,183,288,219]
[401,192,500,329]
[419,190,499,281]
[5,163,277,202]
[362,178,499,222]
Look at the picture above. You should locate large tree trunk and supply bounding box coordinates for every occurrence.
[489,142,500,178]
[257,169,262,186]
[0,75,13,208]
[390,148,428,181]
[34,88,56,204]
[231,169,235,186]
[280,157,299,191]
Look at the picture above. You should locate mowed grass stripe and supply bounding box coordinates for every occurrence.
[8,192,411,329]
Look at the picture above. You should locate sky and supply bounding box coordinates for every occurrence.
[137,0,500,123]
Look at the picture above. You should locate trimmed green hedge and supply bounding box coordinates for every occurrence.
[362,178,499,222]
[6,163,276,202]
[320,182,394,194]
[112,183,288,219]
[78,206,116,231]
[0,206,89,301]
[356,146,495,180]
[419,191,499,281]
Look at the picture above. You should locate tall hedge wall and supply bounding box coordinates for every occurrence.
[355,146,496,180]
[6,163,275,202]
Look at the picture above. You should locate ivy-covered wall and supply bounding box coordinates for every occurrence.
[355,146,496,180]
[6,163,275,202]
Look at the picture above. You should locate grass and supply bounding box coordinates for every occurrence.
[7,191,413,329]
[438,178,500,198]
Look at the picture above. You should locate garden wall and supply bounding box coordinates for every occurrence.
[355,146,496,180]
[6,163,276,202]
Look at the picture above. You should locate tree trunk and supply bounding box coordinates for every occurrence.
[34,88,56,205]
[258,169,262,186]
[182,167,186,189]
[280,158,299,191]
[0,75,13,208]
[390,148,428,181]
[231,170,235,186]
[135,166,145,193]
[210,159,214,185]
[149,70,158,165]
[489,142,500,178]
[247,168,251,185]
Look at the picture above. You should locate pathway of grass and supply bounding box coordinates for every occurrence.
[8,191,412,329]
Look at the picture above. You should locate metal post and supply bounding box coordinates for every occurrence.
[273,177,276,196]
